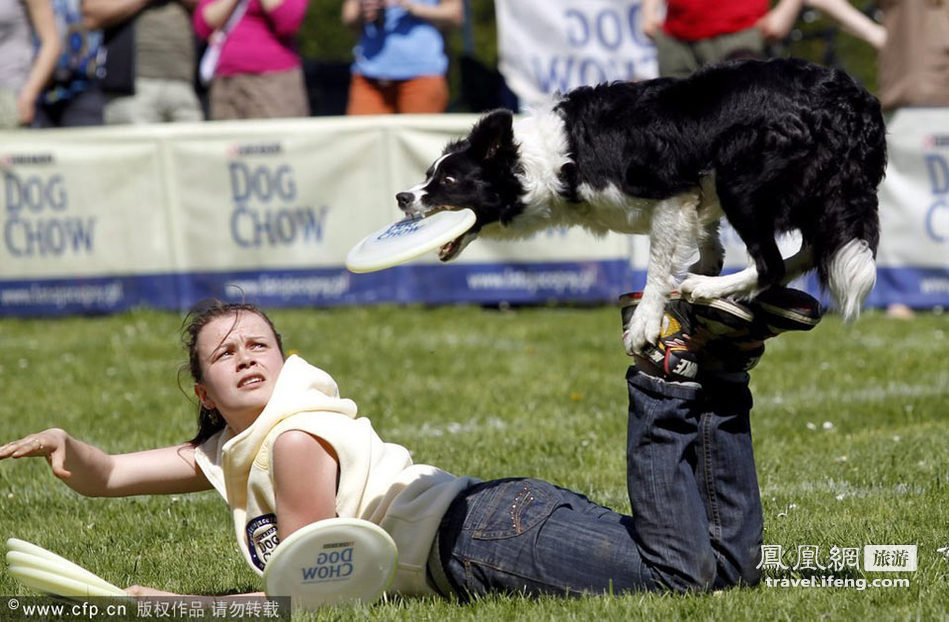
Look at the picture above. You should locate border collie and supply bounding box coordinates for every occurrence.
[396,58,886,354]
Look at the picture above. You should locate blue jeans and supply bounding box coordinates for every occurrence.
[431,366,763,599]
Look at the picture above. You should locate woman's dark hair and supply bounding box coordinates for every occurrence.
[181,299,284,446]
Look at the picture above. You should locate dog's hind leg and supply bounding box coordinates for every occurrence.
[689,219,725,276]
[679,243,814,300]
[689,174,725,276]
[624,193,699,355]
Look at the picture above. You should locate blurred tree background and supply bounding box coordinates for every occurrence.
[296,1,881,114]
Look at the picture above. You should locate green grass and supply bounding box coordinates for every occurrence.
[1,305,947,620]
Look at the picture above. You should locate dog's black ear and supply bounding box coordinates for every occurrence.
[468,109,514,162]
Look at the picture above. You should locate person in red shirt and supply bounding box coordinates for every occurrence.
[641,0,805,77]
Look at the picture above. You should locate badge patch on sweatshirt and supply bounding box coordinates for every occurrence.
[246,513,280,571]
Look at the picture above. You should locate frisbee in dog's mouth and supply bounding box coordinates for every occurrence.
[345,208,477,273]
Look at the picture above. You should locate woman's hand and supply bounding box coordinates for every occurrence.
[15,88,36,126]
[0,428,72,479]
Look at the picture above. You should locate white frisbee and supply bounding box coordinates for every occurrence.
[345,209,476,273]
[6,539,121,593]
[7,564,126,598]
[5,539,126,598]
[263,518,398,611]
[5,551,124,594]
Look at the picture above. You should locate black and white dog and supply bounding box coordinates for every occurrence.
[396,58,886,354]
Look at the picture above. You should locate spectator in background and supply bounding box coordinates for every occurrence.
[803,0,885,51]
[342,0,463,115]
[0,0,60,129]
[193,0,310,120]
[641,0,806,77]
[83,0,204,124]
[876,0,949,112]
[31,0,105,127]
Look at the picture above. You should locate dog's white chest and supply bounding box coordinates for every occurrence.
[574,184,659,234]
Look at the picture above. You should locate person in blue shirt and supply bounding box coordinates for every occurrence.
[342,0,462,114]
[32,0,105,127]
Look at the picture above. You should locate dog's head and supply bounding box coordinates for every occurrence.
[396,109,524,261]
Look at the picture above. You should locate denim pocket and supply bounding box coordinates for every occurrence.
[471,479,560,541]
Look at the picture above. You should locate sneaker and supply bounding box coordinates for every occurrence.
[619,291,757,381]
[619,287,823,381]
[747,287,823,339]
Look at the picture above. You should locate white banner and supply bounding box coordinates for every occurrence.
[0,110,945,315]
[0,117,632,314]
[1,131,172,278]
[495,0,658,109]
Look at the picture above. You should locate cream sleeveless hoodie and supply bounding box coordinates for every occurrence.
[193,355,477,595]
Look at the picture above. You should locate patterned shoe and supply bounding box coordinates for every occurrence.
[619,287,823,381]
[619,291,756,382]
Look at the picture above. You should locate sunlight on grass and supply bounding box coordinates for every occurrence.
[1,306,946,620]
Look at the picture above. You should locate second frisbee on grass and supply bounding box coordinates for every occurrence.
[5,538,127,598]
[345,209,476,273]
[263,518,397,611]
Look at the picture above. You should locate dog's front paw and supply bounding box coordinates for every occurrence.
[623,294,665,355]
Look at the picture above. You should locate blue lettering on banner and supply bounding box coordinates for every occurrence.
[301,546,354,583]
[227,162,330,248]
[926,199,948,243]
[564,5,649,48]
[533,4,653,94]
[2,171,95,257]
[231,204,329,248]
[926,154,948,195]
[924,154,949,243]
[229,162,297,203]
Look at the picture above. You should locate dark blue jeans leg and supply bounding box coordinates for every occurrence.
[694,375,763,588]
[435,478,656,600]
[625,368,717,592]
[433,366,726,599]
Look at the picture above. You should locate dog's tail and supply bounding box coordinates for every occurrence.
[814,68,886,321]
[826,239,876,321]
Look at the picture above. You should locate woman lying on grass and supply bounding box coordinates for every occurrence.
[0,290,820,601]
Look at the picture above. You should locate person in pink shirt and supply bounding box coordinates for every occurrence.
[194,0,310,120]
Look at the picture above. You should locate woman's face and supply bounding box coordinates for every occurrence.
[194,312,285,432]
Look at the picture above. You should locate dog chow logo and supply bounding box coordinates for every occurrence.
[300,541,355,583]
[224,142,330,249]
[2,155,96,258]
[376,218,422,241]
[246,513,280,571]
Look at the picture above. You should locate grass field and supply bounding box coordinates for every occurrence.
[0,304,946,621]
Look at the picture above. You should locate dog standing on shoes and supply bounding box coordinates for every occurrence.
[395,57,886,355]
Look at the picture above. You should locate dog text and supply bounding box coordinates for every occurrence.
[3,172,96,257]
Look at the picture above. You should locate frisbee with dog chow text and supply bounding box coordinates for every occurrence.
[263,518,397,611]
[345,209,476,273]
